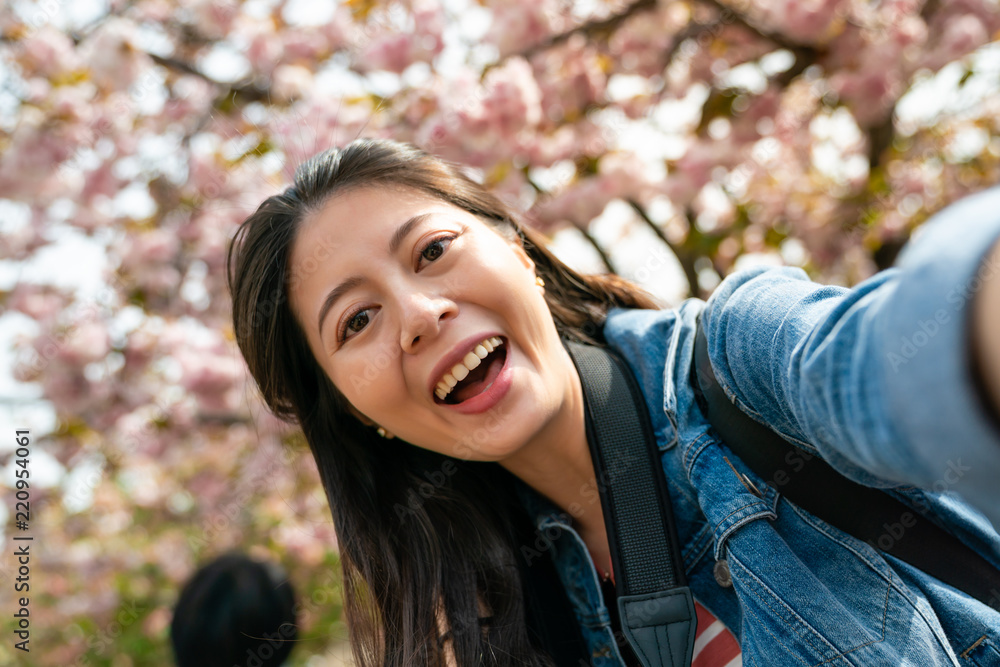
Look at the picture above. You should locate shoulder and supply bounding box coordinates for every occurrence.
[601,304,692,413]
[602,305,679,365]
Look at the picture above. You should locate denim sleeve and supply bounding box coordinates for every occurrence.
[701,186,1000,529]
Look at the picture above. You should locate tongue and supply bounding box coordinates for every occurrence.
[451,353,503,403]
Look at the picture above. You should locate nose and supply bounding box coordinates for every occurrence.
[399,291,457,353]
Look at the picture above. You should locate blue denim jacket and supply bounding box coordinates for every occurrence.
[514,187,1000,666]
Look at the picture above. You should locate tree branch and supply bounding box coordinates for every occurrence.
[515,0,658,61]
[867,105,897,171]
[148,53,275,106]
[696,0,823,52]
[628,199,699,298]
[148,53,210,81]
[578,225,618,274]
[525,171,617,273]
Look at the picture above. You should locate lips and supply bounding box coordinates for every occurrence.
[434,336,504,401]
[435,339,512,414]
[428,332,504,401]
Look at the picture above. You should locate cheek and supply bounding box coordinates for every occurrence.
[461,245,534,305]
[330,348,407,410]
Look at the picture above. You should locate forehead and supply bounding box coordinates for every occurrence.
[296,185,457,247]
[290,186,471,276]
[287,186,477,325]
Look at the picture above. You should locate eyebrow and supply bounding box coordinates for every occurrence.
[316,213,432,340]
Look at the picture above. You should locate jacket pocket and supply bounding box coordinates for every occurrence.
[724,496,960,666]
[962,635,1000,666]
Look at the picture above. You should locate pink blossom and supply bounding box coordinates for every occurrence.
[780,0,845,44]
[359,33,414,74]
[598,151,660,203]
[57,320,112,366]
[484,58,543,133]
[609,3,688,78]
[411,0,446,60]
[417,59,542,166]
[133,229,179,264]
[24,76,52,104]
[534,39,606,120]
[18,27,81,78]
[122,326,158,373]
[667,140,741,207]
[7,284,71,323]
[918,14,989,72]
[530,154,656,231]
[485,0,562,57]
[176,342,242,412]
[190,0,239,40]
[0,116,76,200]
[527,124,589,166]
[82,161,120,203]
[68,206,110,235]
[272,64,314,102]
[39,366,113,416]
[130,0,173,22]
[79,18,151,93]
[318,7,356,51]
[281,29,330,62]
[160,76,216,125]
[244,23,284,77]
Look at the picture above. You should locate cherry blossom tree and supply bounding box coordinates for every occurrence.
[0,0,998,663]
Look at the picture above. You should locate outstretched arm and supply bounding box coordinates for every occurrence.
[702,186,1000,529]
[973,236,1000,422]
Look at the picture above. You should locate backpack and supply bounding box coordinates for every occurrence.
[562,322,1000,667]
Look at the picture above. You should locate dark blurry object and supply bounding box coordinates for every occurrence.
[171,552,298,667]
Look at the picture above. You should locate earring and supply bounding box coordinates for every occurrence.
[376,426,395,439]
[535,275,545,288]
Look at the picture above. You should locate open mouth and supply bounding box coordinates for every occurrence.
[433,336,508,405]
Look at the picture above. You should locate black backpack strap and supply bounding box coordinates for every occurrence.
[691,313,1000,606]
[565,339,696,667]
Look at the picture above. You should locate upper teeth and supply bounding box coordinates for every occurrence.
[435,337,503,401]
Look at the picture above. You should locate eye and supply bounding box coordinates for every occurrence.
[418,234,456,268]
[339,306,373,343]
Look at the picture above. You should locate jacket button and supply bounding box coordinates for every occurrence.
[713,559,732,588]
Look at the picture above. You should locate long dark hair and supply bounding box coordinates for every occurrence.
[227,138,660,666]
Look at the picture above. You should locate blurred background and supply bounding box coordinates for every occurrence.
[0,0,998,664]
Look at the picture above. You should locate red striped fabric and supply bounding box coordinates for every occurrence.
[594,554,742,667]
[692,599,742,667]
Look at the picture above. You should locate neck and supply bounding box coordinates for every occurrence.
[498,346,607,546]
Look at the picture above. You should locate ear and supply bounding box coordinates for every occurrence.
[508,237,535,273]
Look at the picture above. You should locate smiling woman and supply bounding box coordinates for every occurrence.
[227,139,661,667]
[227,138,1000,667]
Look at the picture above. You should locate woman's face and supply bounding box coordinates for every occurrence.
[288,185,577,461]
